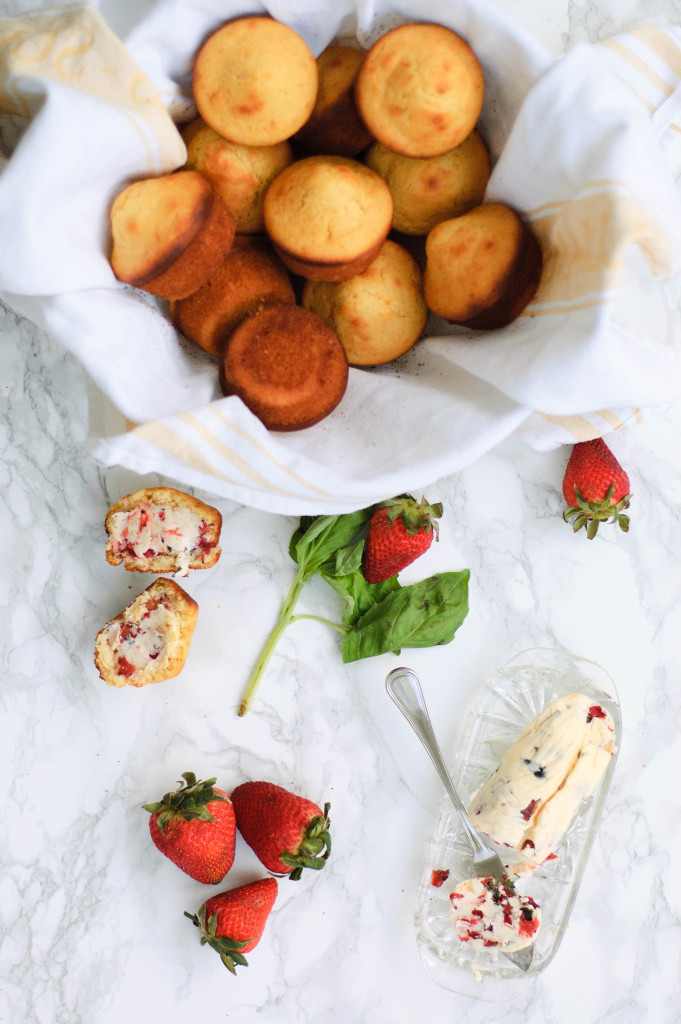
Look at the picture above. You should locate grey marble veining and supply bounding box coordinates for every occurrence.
[1,1,681,1022]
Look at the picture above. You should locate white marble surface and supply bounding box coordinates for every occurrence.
[2,1,681,1022]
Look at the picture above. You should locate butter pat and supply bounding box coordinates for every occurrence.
[467,693,616,865]
[449,876,540,951]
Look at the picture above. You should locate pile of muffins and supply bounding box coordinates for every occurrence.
[109,17,543,432]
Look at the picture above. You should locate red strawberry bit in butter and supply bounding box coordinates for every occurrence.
[108,504,210,575]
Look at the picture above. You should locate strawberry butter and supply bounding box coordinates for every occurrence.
[104,600,172,676]
[107,503,209,576]
[449,876,540,951]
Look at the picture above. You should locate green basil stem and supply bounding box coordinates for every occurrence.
[237,570,347,716]
[290,614,348,634]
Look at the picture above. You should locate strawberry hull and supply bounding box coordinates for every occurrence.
[204,878,278,953]
[231,781,332,879]
[144,774,237,884]
[185,877,278,974]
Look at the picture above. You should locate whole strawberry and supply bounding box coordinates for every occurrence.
[184,877,278,974]
[231,781,331,880]
[562,438,631,539]
[364,494,443,584]
[143,771,236,884]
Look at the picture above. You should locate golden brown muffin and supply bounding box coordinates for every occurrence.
[94,578,198,688]
[104,487,222,574]
[424,203,543,327]
[193,16,318,146]
[355,23,485,158]
[183,119,293,233]
[302,240,427,365]
[220,305,349,430]
[365,131,490,235]
[263,155,393,281]
[172,236,296,357]
[109,170,236,300]
[292,45,373,157]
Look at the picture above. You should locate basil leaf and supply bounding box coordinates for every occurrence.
[288,516,319,561]
[290,508,374,575]
[341,570,470,663]
[322,568,401,626]
[320,539,364,578]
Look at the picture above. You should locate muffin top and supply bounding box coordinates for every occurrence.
[264,155,393,263]
[302,239,427,365]
[193,16,318,146]
[293,45,373,157]
[365,131,490,235]
[355,23,485,158]
[424,203,525,320]
[184,120,293,233]
[110,170,217,286]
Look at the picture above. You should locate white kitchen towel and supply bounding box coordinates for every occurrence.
[1,0,680,513]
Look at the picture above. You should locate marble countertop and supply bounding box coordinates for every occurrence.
[2,1,681,1022]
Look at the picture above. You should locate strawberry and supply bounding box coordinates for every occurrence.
[562,438,631,539]
[143,771,236,884]
[363,494,443,583]
[184,877,278,974]
[231,781,331,880]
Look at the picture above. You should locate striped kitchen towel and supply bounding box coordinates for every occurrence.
[0,1,679,513]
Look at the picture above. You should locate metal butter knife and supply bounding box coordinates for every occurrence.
[385,666,535,973]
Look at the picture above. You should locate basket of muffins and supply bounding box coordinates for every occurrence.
[109,16,543,433]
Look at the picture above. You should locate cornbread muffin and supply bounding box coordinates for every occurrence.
[220,305,348,430]
[302,240,427,365]
[193,16,318,146]
[110,170,236,300]
[424,203,543,328]
[172,236,296,357]
[105,487,222,575]
[293,45,373,157]
[365,131,490,235]
[183,119,293,233]
[263,155,393,281]
[94,578,198,688]
[355,23,485,158]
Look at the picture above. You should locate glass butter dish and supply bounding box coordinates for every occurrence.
[414,647,621,1001]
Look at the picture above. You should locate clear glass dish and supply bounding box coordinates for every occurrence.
[414,647,621,1001]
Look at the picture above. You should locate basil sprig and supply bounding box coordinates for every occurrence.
[237,506,469,716]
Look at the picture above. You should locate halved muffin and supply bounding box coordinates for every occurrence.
[109,170,236,300]
[94,578,198,688]
[104,486,222,575]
